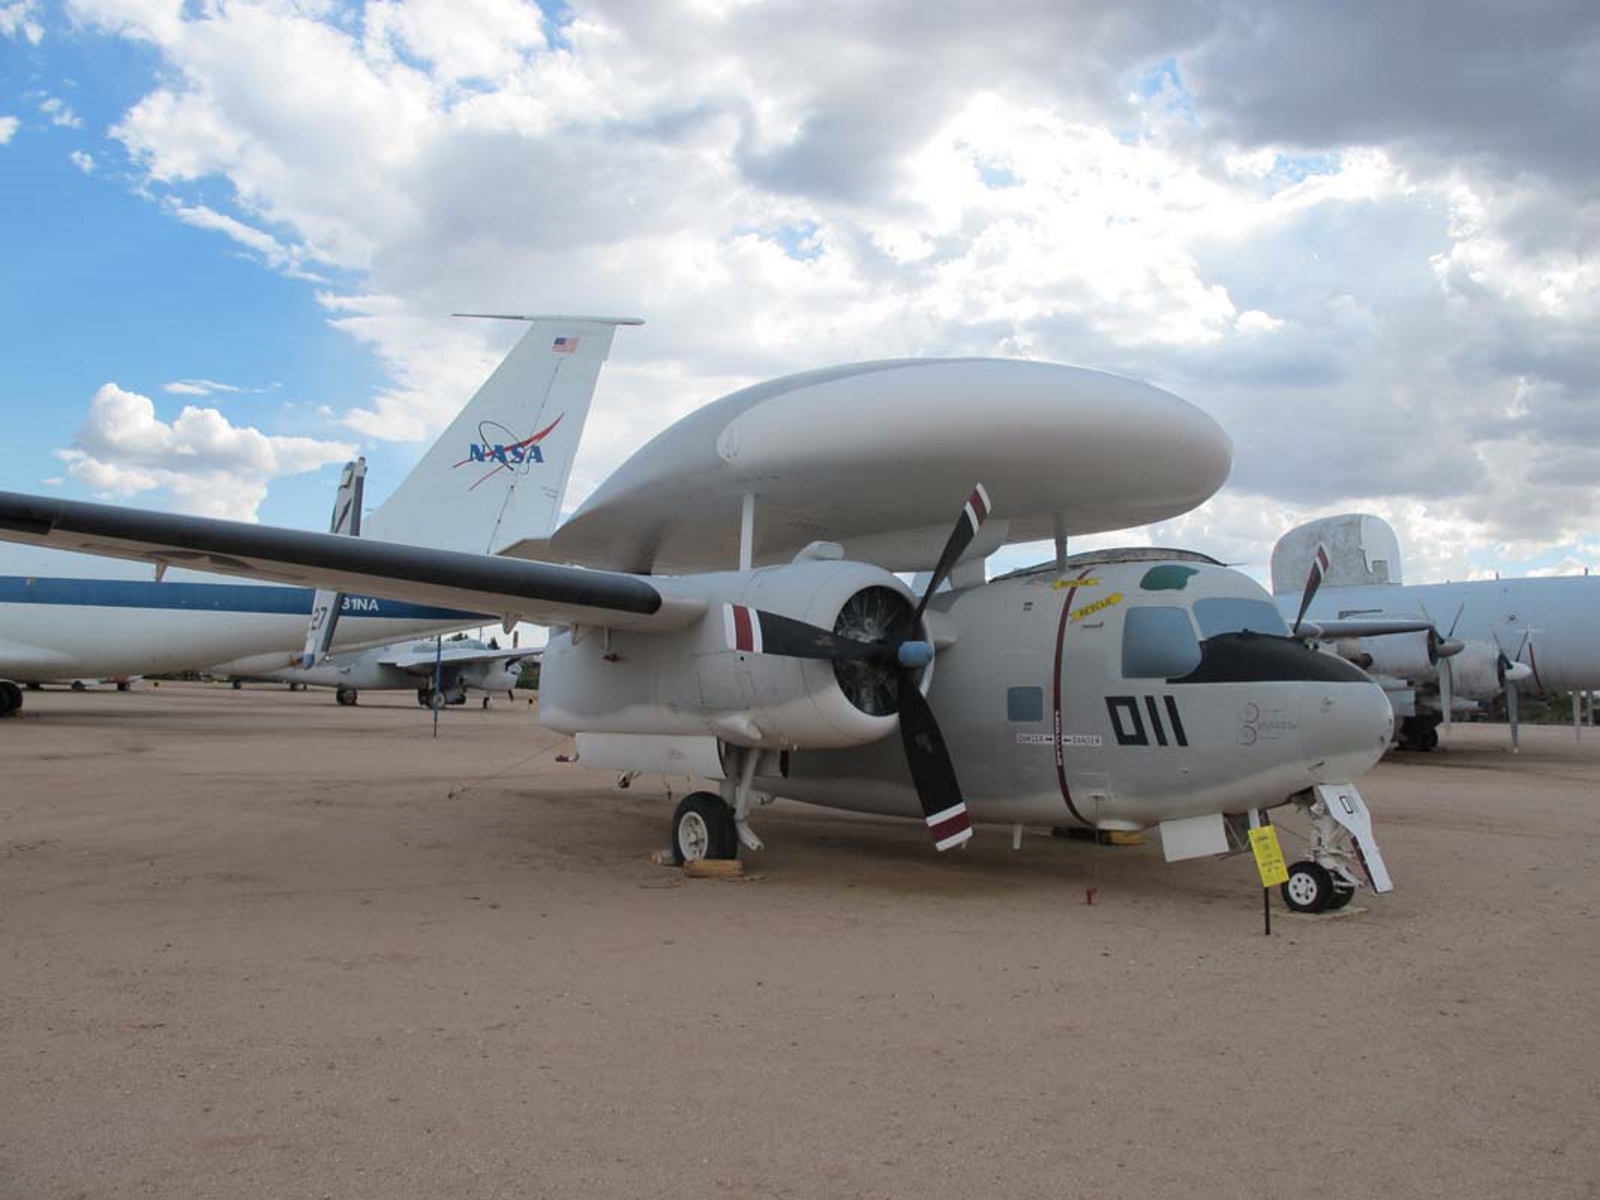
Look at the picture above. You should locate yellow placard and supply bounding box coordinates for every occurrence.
[1070,592,1124,622]
[1051,577,1101,590]
[1248,826,1290,887]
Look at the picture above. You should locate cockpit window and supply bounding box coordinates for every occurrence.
[1121,606,1202,679]
[1193,598,1290,638]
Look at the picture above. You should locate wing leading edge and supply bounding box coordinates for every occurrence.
[0,492,705,632]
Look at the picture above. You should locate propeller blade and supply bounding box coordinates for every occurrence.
[1440,656,1453,736]
[724,603,888,661]
[431,635,443,739]
[1291,542,1330,636]
[1507,681,1520,752]
[897,678,972,851]
[912,484,991,625]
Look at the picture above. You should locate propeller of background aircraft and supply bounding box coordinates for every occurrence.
[723,485,990,850]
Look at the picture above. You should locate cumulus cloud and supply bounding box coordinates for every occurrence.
[70,149,94,172]
[49,0,1600,576]
[58,383,358,520]
[0,115,17,144]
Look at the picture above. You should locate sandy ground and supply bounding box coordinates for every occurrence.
[2,682,1598,1200]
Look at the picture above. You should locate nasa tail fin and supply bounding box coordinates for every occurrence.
[364,315,642,556]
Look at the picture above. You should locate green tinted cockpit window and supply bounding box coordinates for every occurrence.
[1121,606,1202,679]
[1193,598,1289,638]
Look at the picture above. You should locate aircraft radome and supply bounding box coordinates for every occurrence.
[0,336,1395,913]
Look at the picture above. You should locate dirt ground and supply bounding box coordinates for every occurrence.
[2,682,1597,1200]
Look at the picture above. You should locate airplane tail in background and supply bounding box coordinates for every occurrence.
[363,315,642,557]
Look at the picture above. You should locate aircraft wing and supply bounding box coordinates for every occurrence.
[381,646,538,674]
[1299,617,1438,639]
[0,491,704,631]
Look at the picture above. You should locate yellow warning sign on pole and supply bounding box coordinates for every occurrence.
[1249,826,1290,888]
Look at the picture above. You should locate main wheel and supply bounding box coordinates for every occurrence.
[0,680,23,718]
[335,686,358,707]
[417,687,433,708]
[1281,860,1335,913]
[1326,879,1358,911]
[671,792,739,865]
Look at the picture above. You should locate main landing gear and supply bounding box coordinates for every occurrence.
[1396,715,1441,752]
[336,686,359,706]
[0,680,23,718]
[667,745,770,864]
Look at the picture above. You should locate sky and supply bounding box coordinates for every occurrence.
[2,0,1597,589]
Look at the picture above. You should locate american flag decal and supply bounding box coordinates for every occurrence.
[926,802,973,851]
[552,336,580,354]
[724,603,763,654]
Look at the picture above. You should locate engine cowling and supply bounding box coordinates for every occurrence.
[538,559,928,751]
[1339,630,1435,681]
[1447,641,1506,699]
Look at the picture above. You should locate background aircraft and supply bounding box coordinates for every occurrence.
[0,315,635,718]
[1272,514,1600,749]
[259,635,533,708]
[0,349,1396,912]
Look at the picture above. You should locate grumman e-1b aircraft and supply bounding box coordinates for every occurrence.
[0,329,1395,913]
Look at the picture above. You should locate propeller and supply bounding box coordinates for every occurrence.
[723,484,991,851]
[1498,631,1533,753]
[1431,602,1466,736]
[1290,543,1330,637]
[430,635,444,739]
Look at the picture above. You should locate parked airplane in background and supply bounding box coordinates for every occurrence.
[0,343,1397,912]
[1273,514,1600,749]
[260,635,534,708]
[0,315,635,718]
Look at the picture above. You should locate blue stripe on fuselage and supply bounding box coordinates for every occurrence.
[0,576,483,621]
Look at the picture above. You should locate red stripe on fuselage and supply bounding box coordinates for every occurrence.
[1052,568,1095,826]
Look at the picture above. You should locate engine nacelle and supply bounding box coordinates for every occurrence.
[1339,630,1435,681]
[1447,641,1505,700]
[538,559,924,751]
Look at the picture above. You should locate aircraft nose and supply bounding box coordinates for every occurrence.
[1303,681,1394,783]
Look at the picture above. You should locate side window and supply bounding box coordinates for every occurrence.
[1007,686,1044,722]
[1122,606,1202,679]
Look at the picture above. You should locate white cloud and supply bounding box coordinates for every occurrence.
[0,0,42,44]
[0,115,17,144]
[164,378,243,396]
[58,382,358,520]
[70,149,95,172]
[49,0,1600,578]
[39,96,82,129]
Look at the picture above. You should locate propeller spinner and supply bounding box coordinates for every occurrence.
[724,484,991,850]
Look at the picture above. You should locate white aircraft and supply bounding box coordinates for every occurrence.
[0,346,1397,913]
[1273,514,1600,749]
[261,635,534,708]
[0,315,633,716]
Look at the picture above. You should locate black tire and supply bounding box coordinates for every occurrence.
[1325,880,1358,911]
[417,688,433,708]
[70,680,87,692]
[116,681,130,692]
[0,680,23,718]
[671,792,739,865]
[1280,860,1335,913]
[335,686,358,707]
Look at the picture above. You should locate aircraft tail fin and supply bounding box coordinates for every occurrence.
[364,315,642,556]
[301,458,368,666]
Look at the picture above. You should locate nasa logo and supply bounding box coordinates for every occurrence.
[453,414,564,490]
